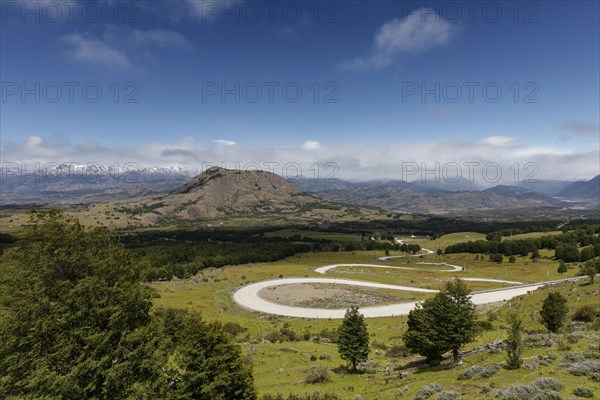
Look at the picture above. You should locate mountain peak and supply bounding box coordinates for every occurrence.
[172,167,296,195]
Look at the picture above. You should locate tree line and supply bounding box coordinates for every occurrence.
[445,224,600,262]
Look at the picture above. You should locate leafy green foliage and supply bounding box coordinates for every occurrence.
[0,210,256,400]
[579,259,600,283]
[505,313,524,369]
[403,279,476,364]
[540,292,568,333]
[445,224,600,261]
[147,308,256,399]
[572,305,597,322]
[557,261,568,274]
[337,306,369,371]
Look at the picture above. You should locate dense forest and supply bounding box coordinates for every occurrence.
[444,224,600,262]
[128,234,419,281]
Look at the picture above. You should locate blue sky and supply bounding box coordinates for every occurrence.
[1,0,599,181]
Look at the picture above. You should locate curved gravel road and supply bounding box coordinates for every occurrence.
[232,245,581,318]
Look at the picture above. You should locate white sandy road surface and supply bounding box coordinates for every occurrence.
[232,245,589,318]
[232,277,555,318]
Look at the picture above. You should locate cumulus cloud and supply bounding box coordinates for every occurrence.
[2,135,598,184]
[342,8,458,71]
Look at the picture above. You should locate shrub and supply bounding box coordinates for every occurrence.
[261,393,341,400]
[223,321,247,337]
[474,319,495,333]
[524,333,557,347]
[563,352,584,362]
[436,391,462,400]
[496,378,564,400]
[318,328,339,344]
[572,305,597,322]
[566,332,585,343]
[497,384,538,400]
[531,391,562,400]
[573,386,594,398]
[583,350,600,359]
[457,365,500,380]
[567,361,600,377]
[414,383,443,400]
[305,366,330,384]
[531,378,564,392]
[386,344,411,358]
[540,292,568,333]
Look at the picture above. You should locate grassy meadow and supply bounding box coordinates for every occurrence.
[150,231,599,399]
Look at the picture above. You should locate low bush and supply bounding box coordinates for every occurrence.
[261,393,341,400]
[436,391,462,400]
[566,332,585,343]
[563,352,584,363]
[572,305,597,322]
[457,364,500,380]
[305,366,330,384]
[414,383,443,400]
[222,321,247,337]
[566,361,600,378]
[386,344,411,358]
[583,350,600,359]
[573,386,594,398]
[496,378,564,400]
[524,333,557,347]
[474,319,495,333]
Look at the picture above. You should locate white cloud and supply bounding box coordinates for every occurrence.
[61,32,133,69]
[60,26,192,70]
[213,139,238,146]
[2,135,598,183]
[343,8,458,71]
[481,136,518,146]
[302,141,322,150]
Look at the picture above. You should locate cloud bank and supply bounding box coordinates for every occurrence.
[2,135,598,184]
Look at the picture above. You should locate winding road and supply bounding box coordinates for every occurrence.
[232,245,582,319]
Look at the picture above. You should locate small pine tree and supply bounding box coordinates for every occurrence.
[338,306,369,372]
[505,312,524,369]
[540,292,568,333]
[509,255,516,263]
[404,279,476,364]
[557,261,568,275]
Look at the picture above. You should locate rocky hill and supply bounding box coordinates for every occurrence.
[295,181,567,215]
[141,167,386,222]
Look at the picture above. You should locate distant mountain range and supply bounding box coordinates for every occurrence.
[555,175,600,200]
[293,179,569,215]
[0,164,194,204]
[1,164,597,215]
